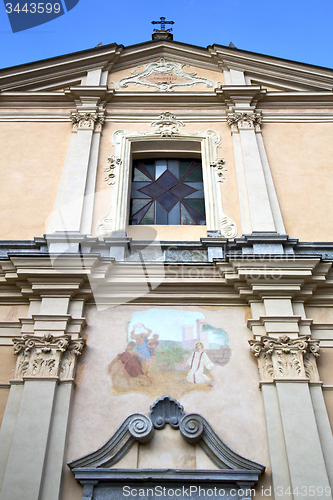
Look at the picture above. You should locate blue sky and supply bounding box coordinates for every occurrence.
[0,0,332,70]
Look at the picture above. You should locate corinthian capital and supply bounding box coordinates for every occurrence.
[12,333,85,380]
[70,112,105,132]
[227,111,262,132]
[249,335,320,382]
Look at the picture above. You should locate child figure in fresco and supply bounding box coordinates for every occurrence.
[130,323,152,375]
[108,342,150,386]
[186,341,214,384]
[147,334,165,375]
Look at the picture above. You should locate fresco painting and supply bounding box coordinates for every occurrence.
[108,309,231,398]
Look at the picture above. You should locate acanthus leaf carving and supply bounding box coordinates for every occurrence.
[249,335,320,382]
[303,340,320,382]
[227,112,262,132]
[12,333,85,380]
[70,112,105,132]
[59,338,86,380]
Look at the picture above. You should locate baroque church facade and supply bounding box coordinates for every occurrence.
[0,28,333,500]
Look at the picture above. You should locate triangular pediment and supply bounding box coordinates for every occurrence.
[1,39,332,94]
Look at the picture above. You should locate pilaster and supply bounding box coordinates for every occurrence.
[247,297,332,497]
[224,256,333,499]
[47,80,114,235]
[0,256,87,500]
[249,334,332,499]
[216,85,284,236]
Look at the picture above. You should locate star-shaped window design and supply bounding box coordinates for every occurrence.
[129,159,206,225]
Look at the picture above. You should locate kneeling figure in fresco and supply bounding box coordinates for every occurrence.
[186,341,215,384]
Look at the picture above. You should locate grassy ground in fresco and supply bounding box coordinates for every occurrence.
[109,366,213,399]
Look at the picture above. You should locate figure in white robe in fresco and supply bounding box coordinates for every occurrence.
[186,341,215,384]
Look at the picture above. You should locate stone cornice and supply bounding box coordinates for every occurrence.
[0,44,122,92]
[209,45,333,91]
[0,237,333,307]
[260,91,333,108]
[215,85,267,109]
[1,89,333,119]
[112,40,221,73]
[64,86,111,102]
[1,40,333,97]
[2,110,333,124]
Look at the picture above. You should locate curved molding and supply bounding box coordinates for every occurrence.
[180,413,264,472]
[68,396,264,475]
[68,413,154,469]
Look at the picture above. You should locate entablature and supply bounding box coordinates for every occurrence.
[0,236,333,307]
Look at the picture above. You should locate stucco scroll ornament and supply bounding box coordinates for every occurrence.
[227,112,262,133]
[249,335,320,382]
[12,333,85,380]
[220,217,237,238]
[96,216,114,237]
[205,129,221,146]
[70,112,105,132]
[303,339,320,382]
[113,57,216,92]
[210,158,227,183]
[150,111,185,137]
[97,132,127,235]
[104,155,122,185]
[59,338,86,380]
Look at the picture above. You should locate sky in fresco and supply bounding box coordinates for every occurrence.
[0,0,332,70]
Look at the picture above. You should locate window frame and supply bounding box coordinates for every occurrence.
[97,127,237,238]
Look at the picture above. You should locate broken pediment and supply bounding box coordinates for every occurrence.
[68,396,265,500]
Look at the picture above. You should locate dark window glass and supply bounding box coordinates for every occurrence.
[129,159,206,225]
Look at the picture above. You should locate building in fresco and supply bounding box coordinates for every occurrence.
[0,26,333,500]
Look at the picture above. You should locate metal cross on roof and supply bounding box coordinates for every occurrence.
[151,17,175,33]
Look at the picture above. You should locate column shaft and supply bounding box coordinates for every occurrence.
[276,381,332,498]
[261,384,292,498]
[309,384,333,488]
[0,380,57,500]
[239,129,275,231]
[0,383,23,490]
[39,382,74,500]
